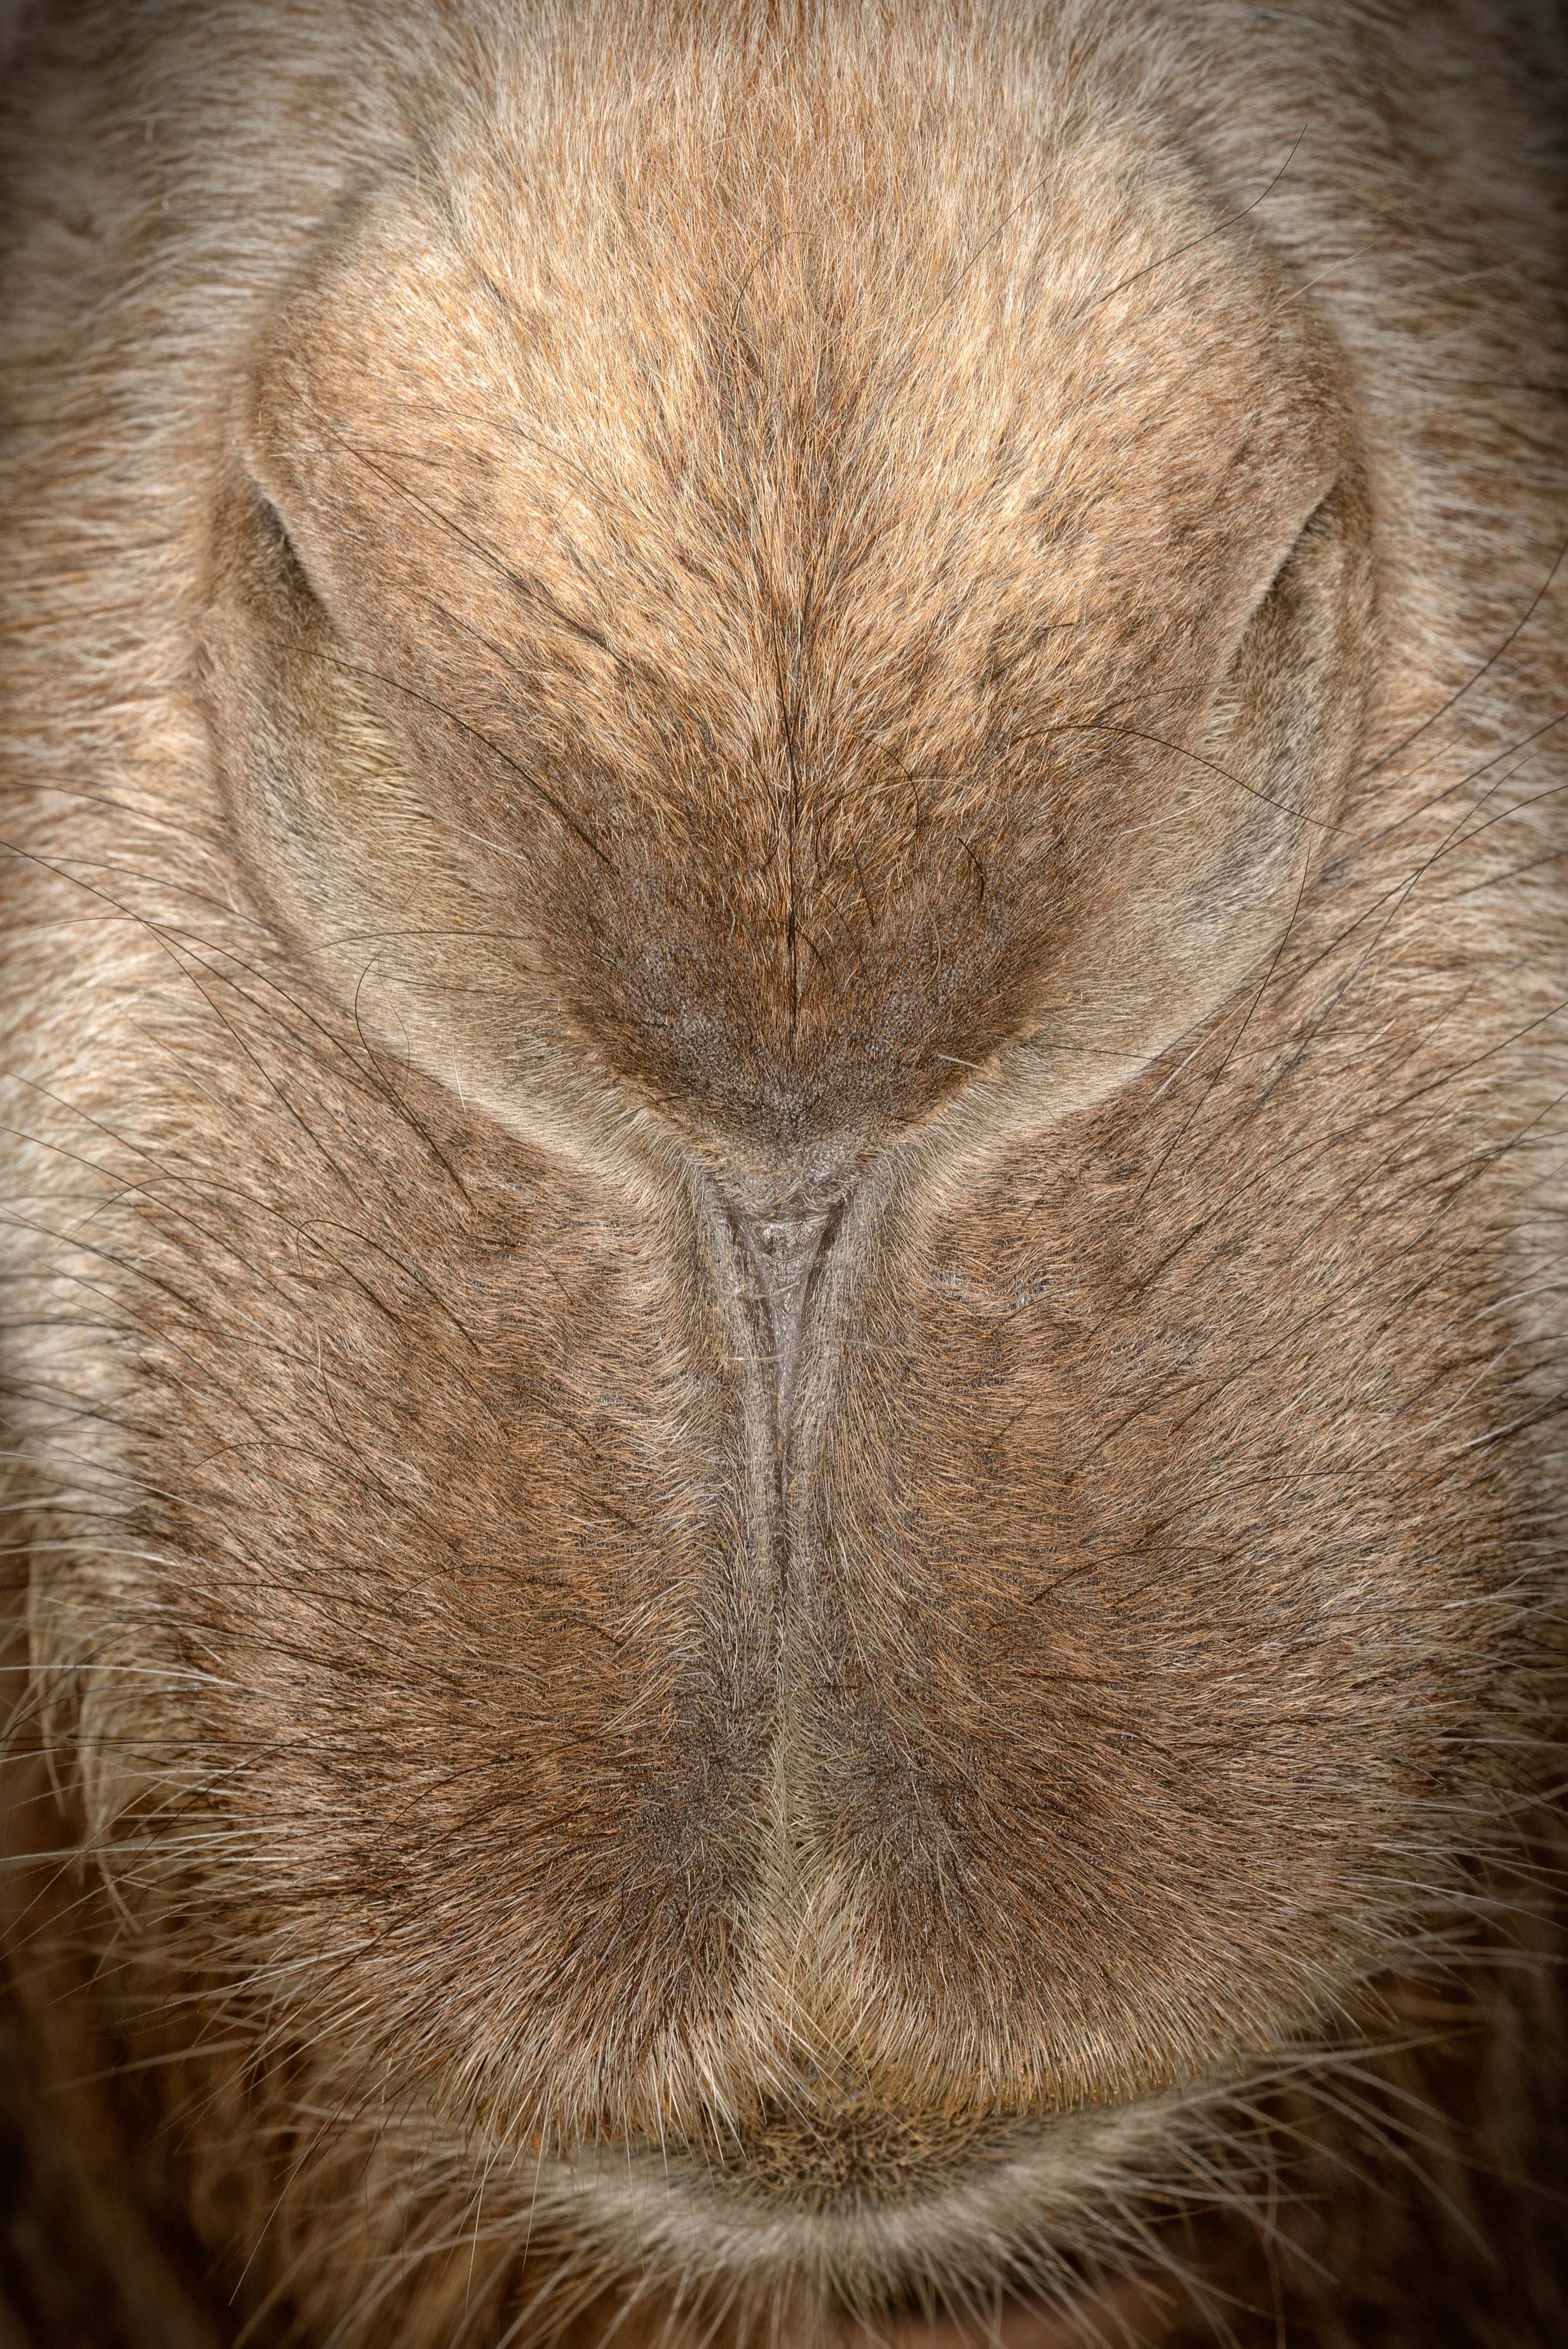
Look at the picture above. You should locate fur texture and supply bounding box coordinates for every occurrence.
[1,3,1566,2343]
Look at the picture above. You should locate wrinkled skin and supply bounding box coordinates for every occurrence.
[1,4,1566,2345]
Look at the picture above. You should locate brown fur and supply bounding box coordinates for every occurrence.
[1,2,1566,2343]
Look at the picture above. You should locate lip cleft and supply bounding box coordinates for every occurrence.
[731,1197,844,1433]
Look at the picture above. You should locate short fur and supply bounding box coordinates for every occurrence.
[1,3,1566,2343]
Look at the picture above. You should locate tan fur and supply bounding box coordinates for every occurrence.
[1,2,1566,2343]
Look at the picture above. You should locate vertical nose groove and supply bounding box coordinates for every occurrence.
[701,1168,854,2058]
[737,1199,844,1434]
